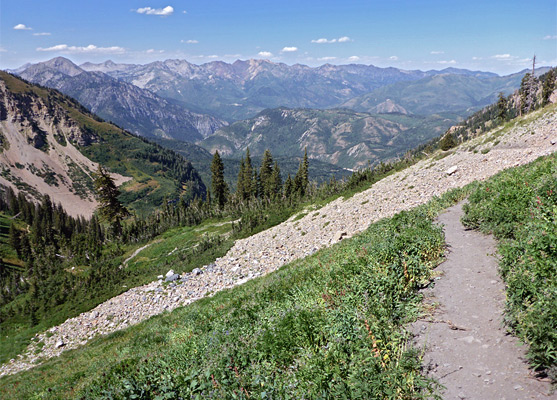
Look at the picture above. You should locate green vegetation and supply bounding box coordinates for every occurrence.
[462,153,557,375]
[0,191,474,399]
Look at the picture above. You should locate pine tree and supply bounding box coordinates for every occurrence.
[293,148,310,197]
[270,161,282,198]
[210,151,229,208]
[284,174,294,199]
[93,165,129,237]
[542,68,556,105]
[497,92,508,121]
[259,149,274,198]
[236,157,245,200]
[245,148,255,199]
[301,148,309,190]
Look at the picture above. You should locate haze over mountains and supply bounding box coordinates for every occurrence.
[11,57,542,169]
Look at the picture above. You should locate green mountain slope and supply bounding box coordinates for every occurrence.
[200,107,458,169]
[0,71,205,216]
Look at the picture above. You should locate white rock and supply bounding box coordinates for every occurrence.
[55,340,65,348]
[446,166,458,175]
[165,270,175,278]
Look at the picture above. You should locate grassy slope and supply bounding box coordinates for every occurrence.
[0,189,472,399]
[0,216,235,366]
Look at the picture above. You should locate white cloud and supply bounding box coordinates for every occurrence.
[348,55,360,62]
[207,55,219,58]
[258,51,273,58]
[36,44,125,54]
[181,39,198,44]
[311,38,331,44]
[543,35,557,40]
[472,56,482,60]
[14,23,32,30]
[438,59,457,64]
[135,6,174,16]
[0,47,7,52]
[182,10,187,14]
[282,46,298,52]
[33,32,51,36]
[318,56,337,61]
[389,55,398,61]
[311,36,352,44]
[492,54,514,60]
[430,50,444,55]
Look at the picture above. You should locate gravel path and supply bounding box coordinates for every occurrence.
[412,203,555,399]
[1,107,556,377]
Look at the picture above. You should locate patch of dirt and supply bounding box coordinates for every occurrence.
[412,203,555,399]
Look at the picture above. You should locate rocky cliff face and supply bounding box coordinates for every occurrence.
[0,74,129,217]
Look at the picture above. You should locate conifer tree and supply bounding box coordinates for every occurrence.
[497,92,508,121]
[542,68,556,105]
[93,165,129,236]
[270,161,282,198]
[301,148,309,190]
[242,148,255,200]
[284,174,294,199]
[259,149,274,198]
[210,151,229,208]
[236,157,245,200]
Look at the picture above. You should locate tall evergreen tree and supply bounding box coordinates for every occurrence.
[497,92,508,121]
[241,148,255,200]
[93,165,129,236]
[210,151,229,208]
[236,157,245,200]
[542,68,556,105]
[284,174,294,199]
[270,161,283,198]
[259,149,274,198]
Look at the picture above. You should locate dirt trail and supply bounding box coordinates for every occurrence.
[412,203,555,399]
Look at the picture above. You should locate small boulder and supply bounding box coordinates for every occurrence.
[192,268,202,276]
[446,166,458,176]
[335,231,347,241]
[165,270,175,278]
[165,273,180,282]
[55,340,65,348]
[157,275,164,280]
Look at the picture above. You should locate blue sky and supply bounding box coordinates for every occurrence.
[1,0,555,74]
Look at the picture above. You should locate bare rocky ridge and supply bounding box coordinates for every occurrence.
[1,106,556,377]
[0,79,130,218]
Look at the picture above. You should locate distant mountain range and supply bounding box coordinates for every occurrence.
[14,57,226,142]
[341,69,550,115]
[0,71,205,217]
[8,57,541,170]
[75,58,500,121]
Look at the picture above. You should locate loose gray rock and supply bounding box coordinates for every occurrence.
[165,274,180,282]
